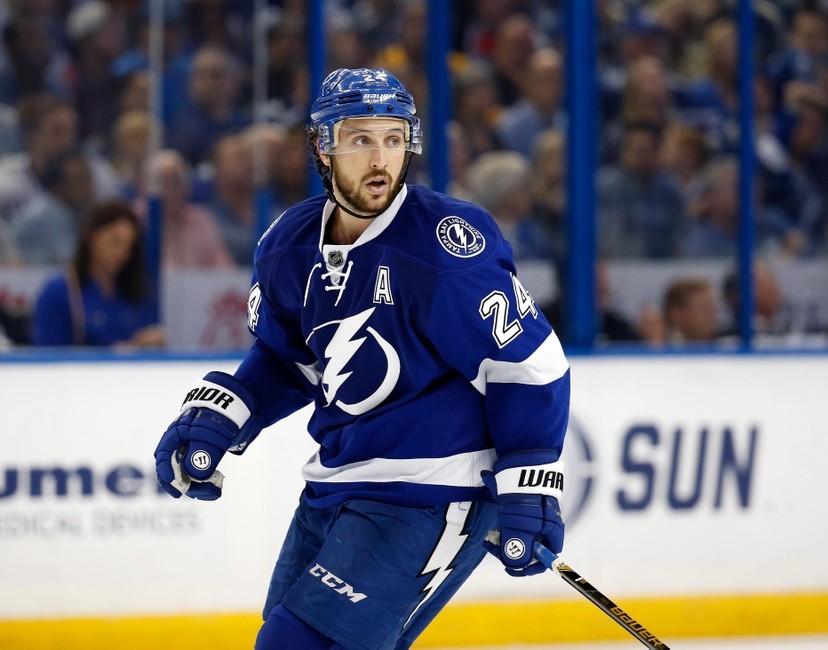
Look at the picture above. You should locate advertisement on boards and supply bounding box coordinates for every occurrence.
[0,355,827,618]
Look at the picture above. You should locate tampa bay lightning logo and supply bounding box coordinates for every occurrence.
[559,415,596,528]
[436,216,486,258]
[307,307,400,415]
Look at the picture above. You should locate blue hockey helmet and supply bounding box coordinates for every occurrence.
[310,68,423,155]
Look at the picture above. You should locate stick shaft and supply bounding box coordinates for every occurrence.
[534,543,670,649]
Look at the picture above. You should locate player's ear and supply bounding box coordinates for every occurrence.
[319,150,331,169]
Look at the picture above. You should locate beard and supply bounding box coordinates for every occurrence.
[330,162,398,216]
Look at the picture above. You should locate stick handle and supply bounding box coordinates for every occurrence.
[533,542,671,650]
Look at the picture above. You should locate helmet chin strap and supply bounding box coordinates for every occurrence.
[324,152,414,220]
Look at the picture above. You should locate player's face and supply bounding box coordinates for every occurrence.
[325,117,408,216]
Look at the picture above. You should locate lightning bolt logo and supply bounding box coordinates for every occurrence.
[436,216,485,258]
[321,308,372,406]
[451,223,469,250]
[308,308,401,416]
[404,502,472,629]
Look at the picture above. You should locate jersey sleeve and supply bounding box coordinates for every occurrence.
[426,238,570,458]
[233,265,317,427]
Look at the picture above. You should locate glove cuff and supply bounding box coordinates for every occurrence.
[494,451,564,500]
[180,371,256,429]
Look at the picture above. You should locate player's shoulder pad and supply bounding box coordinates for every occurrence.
[404,185,503,271]
[255,195,327,261]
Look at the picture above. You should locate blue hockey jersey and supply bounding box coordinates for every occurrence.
[236,184,570,507]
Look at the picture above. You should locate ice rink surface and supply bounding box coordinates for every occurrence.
[428,636,828,649]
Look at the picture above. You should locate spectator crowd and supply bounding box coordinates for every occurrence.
[0,0,827,349]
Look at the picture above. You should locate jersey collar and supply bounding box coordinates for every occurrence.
[319,184,408,252]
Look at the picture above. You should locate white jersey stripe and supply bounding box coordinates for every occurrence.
[301,448,497,487]
[470,331,569,395]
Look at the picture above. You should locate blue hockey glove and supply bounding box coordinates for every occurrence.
[481,451,565,577]
[154,371,260,501]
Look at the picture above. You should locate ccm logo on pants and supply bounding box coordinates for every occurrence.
[308,563,367,603]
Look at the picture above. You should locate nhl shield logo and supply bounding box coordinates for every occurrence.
[327,250,345,268]
[436,216,486,258]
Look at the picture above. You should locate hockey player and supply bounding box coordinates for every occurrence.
[154,68,570,649]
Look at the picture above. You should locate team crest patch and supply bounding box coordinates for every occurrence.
[436,216,486,258]
[327,250,345,268]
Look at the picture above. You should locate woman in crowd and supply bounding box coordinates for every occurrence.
[32,199,165,347]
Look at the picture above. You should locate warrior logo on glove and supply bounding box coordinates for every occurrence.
[183,385,236,411]
[190,450,212,471]
[504,538,527,560]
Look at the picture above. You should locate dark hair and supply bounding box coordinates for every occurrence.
[39,148,87,191]
[622,120,663,141]
[663,276,711,315]
[16,94,74,137]
[305,126,330,189]
[73,200,148,302]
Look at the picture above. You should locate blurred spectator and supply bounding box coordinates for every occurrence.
[115,69,151,115]
[594,257,649,344]
[445,121,474,201]
[326,8,378,71]
[678,155,805,259]
[109,110,153,200]
[489,13,540,107]
[543,258,651,345]
[0,94,120,222]
[601,55,680,163]
[676,16,740,154]
[31,199,164,348]
[766,7,828,106]
[241,122,286,202]
[597,120,687,258]
[263,8,308,127]
[183,0,251,53]
[467,150,556,261]
[647,0,705,74]
[0,100,23,155]
[530,128,566,265]
[271,123,310,209]
[720,258,789,340]
[450,61,502,161]
[109,1,192,126]
[662,275,721,343]
[204,134,258,266]
[752,72,796,223]
[143,149,235,269]
[775,86,828,252]
[0,9,73,104]
[719,258,828,345]
[658,121,710,214]
[65,1,128,145]
[168,45,251,165]
[600,7,672,123]
[496,47,566,158]
[459,0,528,60]
[373,0,429,119]
[8,149,94,266]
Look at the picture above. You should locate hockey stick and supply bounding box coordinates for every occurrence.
[533,542,670,649]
